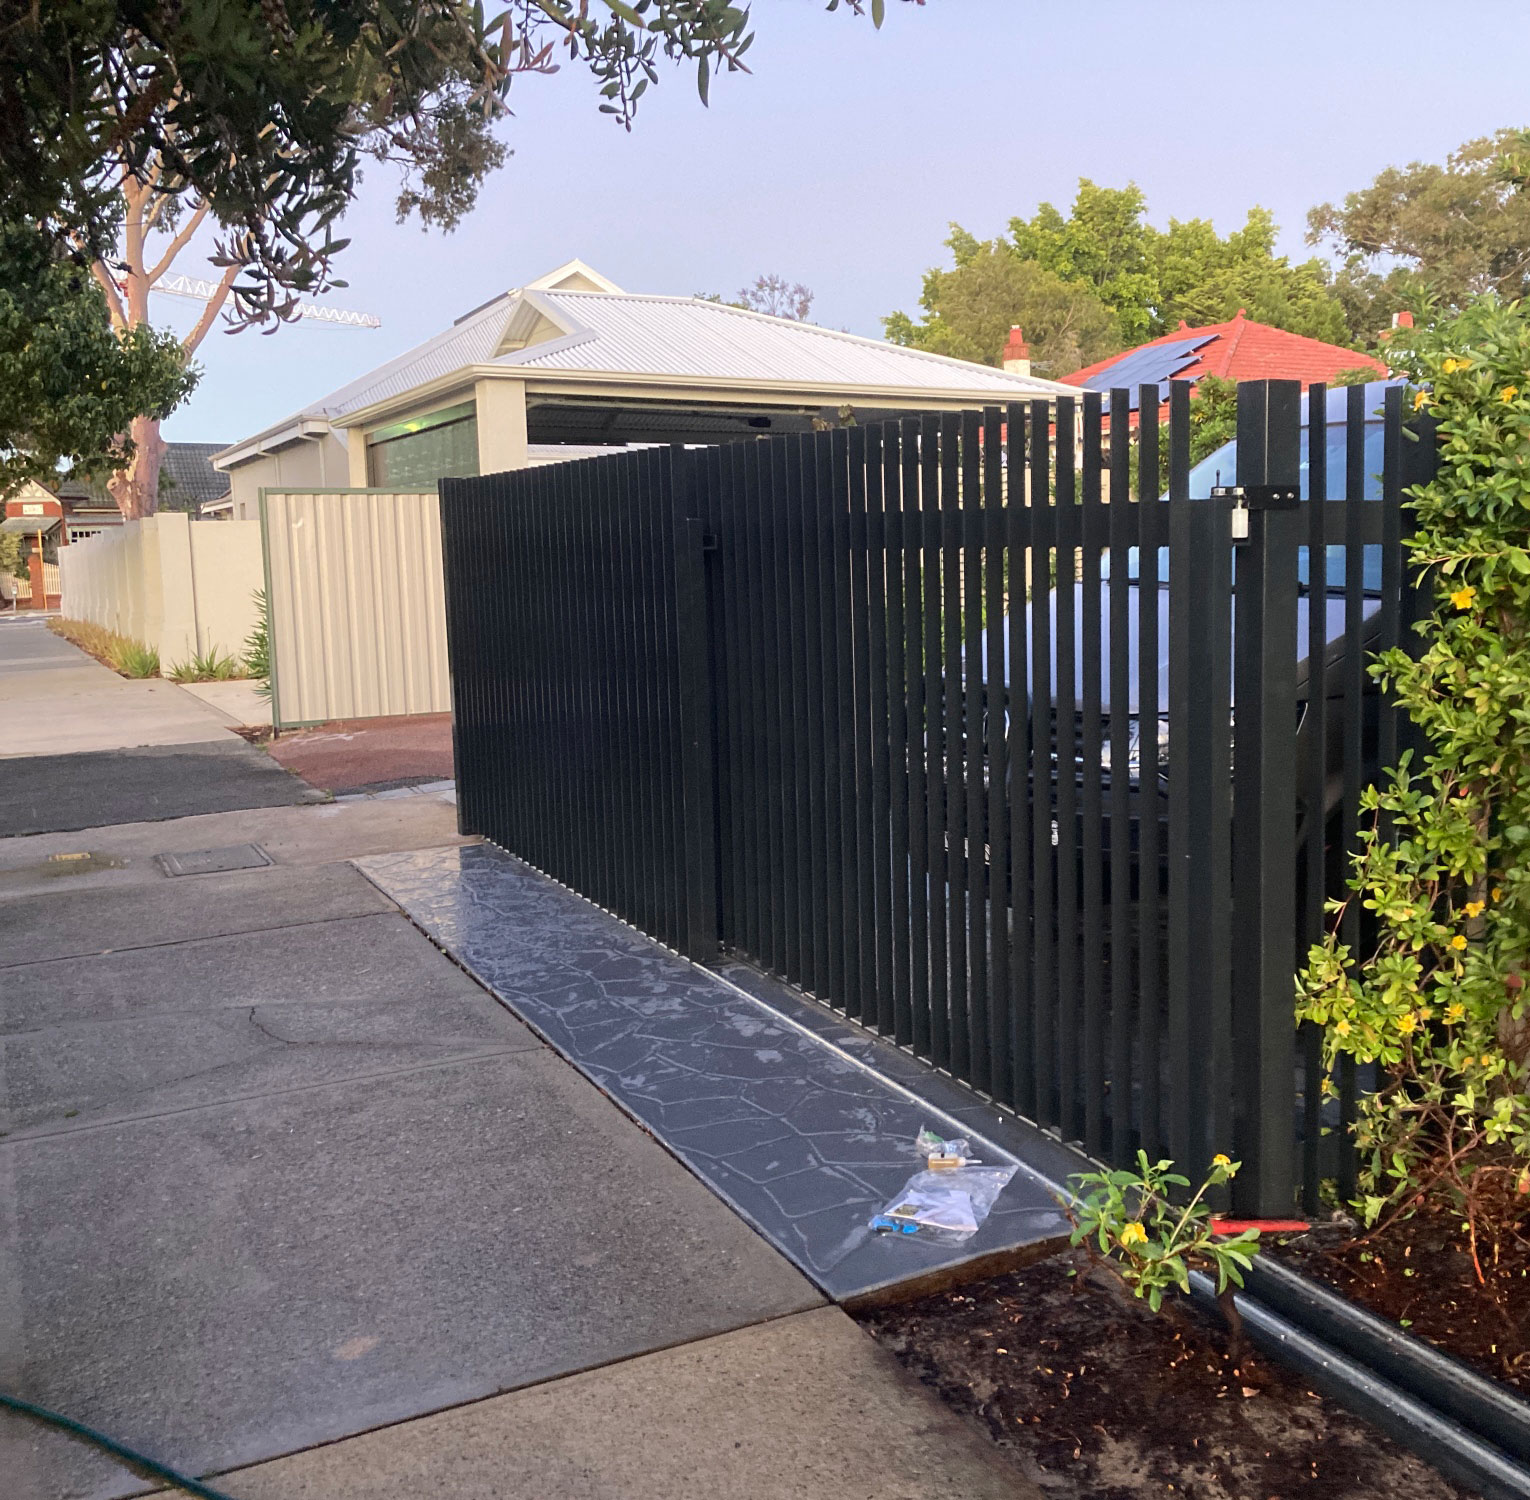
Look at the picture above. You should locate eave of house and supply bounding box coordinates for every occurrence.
[334,363,1062,435]
[213,416,335,472]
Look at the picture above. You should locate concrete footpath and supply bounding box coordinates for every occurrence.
[0,620,1037,1499]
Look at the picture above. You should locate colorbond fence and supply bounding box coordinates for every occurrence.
[441,381,1437,1214]
[260,489,450,728]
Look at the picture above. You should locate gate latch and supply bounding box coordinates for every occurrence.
[1212,483,1300,542]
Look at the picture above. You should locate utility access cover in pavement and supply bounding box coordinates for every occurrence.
[156,842,274,877]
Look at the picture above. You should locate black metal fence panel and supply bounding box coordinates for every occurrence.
[442,380,1436,1215]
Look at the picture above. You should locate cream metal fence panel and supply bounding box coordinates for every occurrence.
[260,489,449,728]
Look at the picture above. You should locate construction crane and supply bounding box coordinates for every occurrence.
[148,272,382,329]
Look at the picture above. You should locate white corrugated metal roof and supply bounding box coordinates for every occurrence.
[497,289,1077,395]
[220,268,1071,462]
[307,294,515,421]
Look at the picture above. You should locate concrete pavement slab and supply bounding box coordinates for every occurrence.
[177,680,271,729]
[0,861,393,966]
[0,912,475,1034]
[0,1050,820,1500]
[0,621,239,756]
[1,913,539,1134]
[0,740,321,838]
[0,795,469,899]
[152,1307,1033,1500]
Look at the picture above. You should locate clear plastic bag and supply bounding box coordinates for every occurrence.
[872,1128,1017,1245]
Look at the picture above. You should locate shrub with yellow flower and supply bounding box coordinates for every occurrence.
[1295,295,1530,1273]
[1066,1150,1258,1317]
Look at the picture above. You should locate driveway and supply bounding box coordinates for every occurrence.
[0,621,316,835]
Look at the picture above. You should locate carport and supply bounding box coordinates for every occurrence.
[213,259,1075,514]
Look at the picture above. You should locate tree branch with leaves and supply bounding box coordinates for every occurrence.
[1,0,911,515]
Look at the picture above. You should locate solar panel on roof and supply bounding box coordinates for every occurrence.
[1077,334,1218,406]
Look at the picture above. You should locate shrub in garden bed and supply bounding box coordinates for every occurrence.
[48,616,158,677]
[1296,296,1530,1383]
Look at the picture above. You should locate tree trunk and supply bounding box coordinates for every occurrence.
[107,414,167,519]
[97,177,233,520]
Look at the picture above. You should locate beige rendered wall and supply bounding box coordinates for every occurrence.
[262,490,448,727]
[59,513,263,666]
[224,432,351,520]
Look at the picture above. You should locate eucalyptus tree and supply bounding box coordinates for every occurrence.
[0,0,900,515]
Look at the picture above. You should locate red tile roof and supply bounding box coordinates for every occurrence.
[1061,309,1386,390]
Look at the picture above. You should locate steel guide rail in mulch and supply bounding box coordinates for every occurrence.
[1188,1264,1530,1499]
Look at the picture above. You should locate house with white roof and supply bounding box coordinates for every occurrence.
[213,260,1077,518]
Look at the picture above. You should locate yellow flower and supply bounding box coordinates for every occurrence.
[1413,390,1430,411]
[1445,1003,1466,1023]
[1118,1221,1148,1249]
[1492,886,1504,902]
[1212,1153,1232,1169]
[1464,900,1486,919]
[1502,386,1520,403]
[1335,1018,1353,1037]
[1462,1056,1476,1068]
[1450,934,1469,951]
[1442,357,1471,374]
[1450,585,1477,611]
[1397,1012,1418,1034]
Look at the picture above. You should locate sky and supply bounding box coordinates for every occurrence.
[160,0,1530,444]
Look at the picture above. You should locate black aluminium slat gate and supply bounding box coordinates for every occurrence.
[440,381,1436,1215]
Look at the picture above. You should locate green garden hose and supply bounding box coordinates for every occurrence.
[0,1392,238,1499]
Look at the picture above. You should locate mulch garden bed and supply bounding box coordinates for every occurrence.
[1274,1189,1530,1395]
[856,1249,1471,1500]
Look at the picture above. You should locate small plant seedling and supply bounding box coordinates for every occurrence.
[1064,1151,1260,1340]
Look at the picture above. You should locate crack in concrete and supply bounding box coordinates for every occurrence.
[247,1006,294,1046]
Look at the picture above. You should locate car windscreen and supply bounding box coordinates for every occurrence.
[1103,422,1385,593]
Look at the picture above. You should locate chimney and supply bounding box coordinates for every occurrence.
[1002,325,1031,378]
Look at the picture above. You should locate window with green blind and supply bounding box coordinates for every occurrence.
[367,402,480,488]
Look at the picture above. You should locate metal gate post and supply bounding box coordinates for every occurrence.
[1229,380,1303,1216]
[672,447,722,963]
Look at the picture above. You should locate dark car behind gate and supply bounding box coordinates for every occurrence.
[441,380,1438,1217]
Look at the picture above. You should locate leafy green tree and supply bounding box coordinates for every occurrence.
[1308,130,1530,334]
[0,217,194,502]
[891,183,1360,373]
[1150,208,1348,343]
[883,231,1120,376]
[1,1,897,517]
[1010,181,1157,345]
[0,527,24,582]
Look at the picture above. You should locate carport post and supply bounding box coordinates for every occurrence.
[1229,380,1302,1217]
